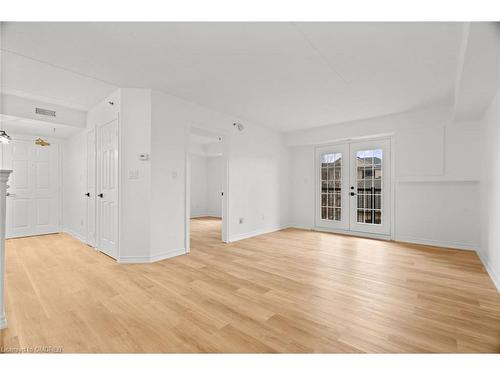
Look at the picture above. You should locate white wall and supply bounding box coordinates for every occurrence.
[286,104,480,250]
[118,89,151,260]
[190,154,223,218]
[207,156,223,217]
[190,154,208,217]
[61,130,86,241]
[479,85,500,290]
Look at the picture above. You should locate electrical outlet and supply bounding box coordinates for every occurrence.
[239,217,244,224]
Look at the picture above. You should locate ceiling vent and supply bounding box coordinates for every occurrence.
[35,107,56,117]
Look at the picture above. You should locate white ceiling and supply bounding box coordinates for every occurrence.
[1,50,117,111]
[1,22,464,132]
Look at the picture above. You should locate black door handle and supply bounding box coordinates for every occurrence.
[350,192,356,196]
[85,192,90,197]
[98,193,103,198]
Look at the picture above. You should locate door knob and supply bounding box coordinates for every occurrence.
[350,192,356,196]
[98,193,103,198]
[85,192,90,197]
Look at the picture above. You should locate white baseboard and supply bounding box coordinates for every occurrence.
[62,228,87,244]
[0,315,7,330]
[287,225,477,251]
[118,248,186,264]
[150,248,187,262]
[476,251,500,292]
[287,223,314,231]
[287,224,391,240]
[190,213,221,219]
[314,226,391,241]
[228,224,289,242]
[394,236,477,251]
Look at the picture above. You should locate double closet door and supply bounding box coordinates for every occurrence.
[2,140,60,238]
[86,118,119,259]
[315,138,391,236]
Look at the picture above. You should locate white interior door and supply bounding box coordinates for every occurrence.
[86,130,96,247]
[96,119,119,258]
[315,143,350,231]
[2,140,60,238]
[315,138,391,237]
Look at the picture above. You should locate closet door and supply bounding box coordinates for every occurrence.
[96,119,119,259]
[2,140,60,238]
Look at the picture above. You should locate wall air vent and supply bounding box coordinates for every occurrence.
[35,107,56,117]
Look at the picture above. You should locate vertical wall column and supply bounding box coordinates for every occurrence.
[0,169,12,329]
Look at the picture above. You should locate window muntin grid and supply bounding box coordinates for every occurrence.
[356,149,382,224]
[320,152,342,221]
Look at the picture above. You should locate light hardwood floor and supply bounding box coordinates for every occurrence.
[1,217,500,353]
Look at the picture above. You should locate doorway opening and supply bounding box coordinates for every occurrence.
[185,127,228,253]
[315,137,392,239]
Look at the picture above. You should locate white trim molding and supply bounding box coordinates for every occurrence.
[394,236,477,251]
[62,228,88,246]
[287,225,478,252]
[477,251,500,293]
[118,248,187,264]
[190,213,222,219]
[313,226,392,241]
[228,224,290,243]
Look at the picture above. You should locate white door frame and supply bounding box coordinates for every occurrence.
[85,128,97,247]
[314,135,394,240]
[185,126,229,253]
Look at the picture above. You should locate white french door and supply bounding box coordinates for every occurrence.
[96,119,119,258]
[315,143,350,231]
[2,140,60,238]
[315,138,391,236]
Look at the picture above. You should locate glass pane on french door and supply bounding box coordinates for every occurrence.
[355,149,382,225]
[320,152,342,221]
